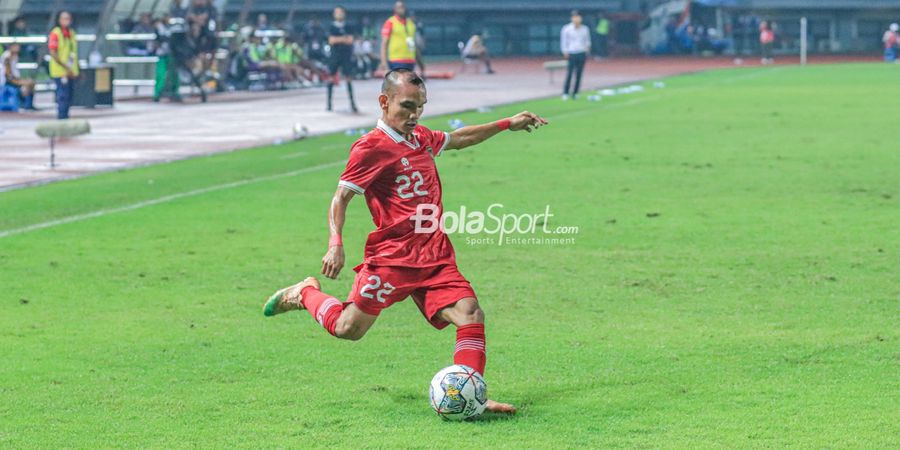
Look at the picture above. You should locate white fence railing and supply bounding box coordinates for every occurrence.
[3,30,285,94]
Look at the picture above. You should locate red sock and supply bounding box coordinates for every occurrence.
[300,286,344,337]
[454,323,486,375]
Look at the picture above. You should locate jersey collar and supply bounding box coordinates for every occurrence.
[377,119,419,149]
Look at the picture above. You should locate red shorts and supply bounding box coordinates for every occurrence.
[347,264,476,329]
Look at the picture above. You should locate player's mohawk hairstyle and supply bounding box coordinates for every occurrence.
[382,68,425,93]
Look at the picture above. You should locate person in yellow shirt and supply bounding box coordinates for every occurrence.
[48,11,79,119]
[378,1,419,72]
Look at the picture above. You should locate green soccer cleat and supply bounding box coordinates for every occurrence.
[263,276,321,317]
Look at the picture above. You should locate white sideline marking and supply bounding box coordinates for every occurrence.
[0,160,347,239]
[551,67,785,121]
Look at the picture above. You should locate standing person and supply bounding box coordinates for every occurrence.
[187,0,218,77]
[560,10,591,101]
[1,43,36,110]
[48,11,79,120]
[10,17,38,62]
[303,18,327,63]
[256,13,273,31]
[883,23,899,63]
[153,14,181,102]
[594,13,610,59]
[326,6,359,112]
[359,16,376,41]
[759,20,775,65]
[379,1,418,72]
[262,69,548,415]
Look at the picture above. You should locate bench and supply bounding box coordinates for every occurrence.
[35,120,91,168]
[543,60,568,84]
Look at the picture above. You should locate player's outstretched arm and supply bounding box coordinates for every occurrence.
[445,111,548,151]
[321,186,356,279]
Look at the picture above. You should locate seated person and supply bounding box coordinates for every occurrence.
[1,43,36,110]
[462,34,495,74]
[128,13,156,55]
[272,36,304,82]
[243,34,278,71]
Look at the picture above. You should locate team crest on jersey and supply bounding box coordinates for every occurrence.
[401,157,412,170]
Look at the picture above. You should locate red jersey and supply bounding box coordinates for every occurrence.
[339,120,454,268]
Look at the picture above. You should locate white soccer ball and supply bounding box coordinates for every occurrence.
[429,364,487,420]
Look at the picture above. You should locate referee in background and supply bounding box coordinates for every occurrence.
[560,10,591,101]
[327,5,359,113]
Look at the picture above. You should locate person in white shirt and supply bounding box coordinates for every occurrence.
[1,43,36,110]
[462,34,495,74]
[560,10,591,100]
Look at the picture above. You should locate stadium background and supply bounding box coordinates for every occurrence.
[3,0,900,56]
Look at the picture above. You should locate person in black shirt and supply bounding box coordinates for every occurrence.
[327,6,358,112]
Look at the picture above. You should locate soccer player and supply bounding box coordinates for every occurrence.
[263,69,547,414]
[326,6,358,112]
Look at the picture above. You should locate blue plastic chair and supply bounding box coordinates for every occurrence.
[0,85,20,112]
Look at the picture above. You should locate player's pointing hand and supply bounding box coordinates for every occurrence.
[508,111,548,133]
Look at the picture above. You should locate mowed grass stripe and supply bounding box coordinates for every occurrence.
[1,64,898,448]
[0,67,773,239]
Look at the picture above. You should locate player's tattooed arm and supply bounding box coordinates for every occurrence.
[445,111,548,151]
[322,186,356,279]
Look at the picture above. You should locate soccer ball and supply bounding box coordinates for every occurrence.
[429,364,487,420]
[292,123,309,140]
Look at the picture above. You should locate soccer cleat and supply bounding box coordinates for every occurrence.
[263,276,321,317]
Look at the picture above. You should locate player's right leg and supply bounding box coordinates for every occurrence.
[263,276,378,341]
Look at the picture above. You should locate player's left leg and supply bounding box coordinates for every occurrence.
[263,276,378,340]
[436,298,516,414]
[325,63,339,111]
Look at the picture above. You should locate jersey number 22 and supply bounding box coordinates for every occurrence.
[396,171,428,198]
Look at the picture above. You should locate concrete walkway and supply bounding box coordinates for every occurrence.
[0,56,875,190]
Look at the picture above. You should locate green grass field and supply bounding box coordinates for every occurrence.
[1,63,898,448]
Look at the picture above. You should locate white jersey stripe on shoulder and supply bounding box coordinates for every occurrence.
[338,180,365,194]
[435,131,451,157]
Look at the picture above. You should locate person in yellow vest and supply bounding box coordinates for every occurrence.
[594,14,610,59]
[274,36,304,83]
[48,11,79,119]
[378,1,419,72]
